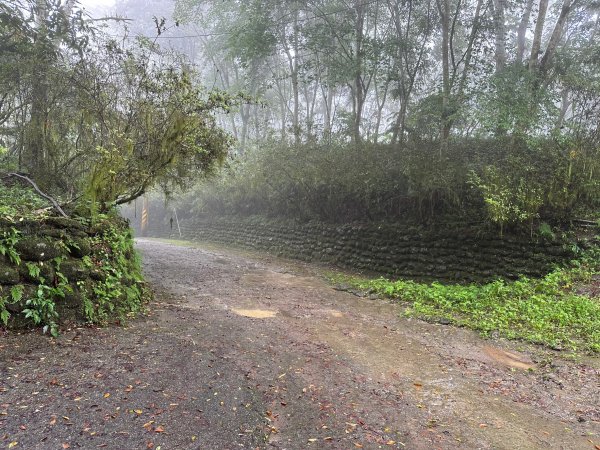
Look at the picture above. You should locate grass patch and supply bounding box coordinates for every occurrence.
[330,247,600,353]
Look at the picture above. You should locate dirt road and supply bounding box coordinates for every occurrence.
[1,239,599,449]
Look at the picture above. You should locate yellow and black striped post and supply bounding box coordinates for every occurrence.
[141,196,149,236]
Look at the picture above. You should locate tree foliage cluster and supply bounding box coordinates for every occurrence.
[171,0,600,147]
[0,0,234,214]
[182,137,599,229]
[154,0,600,228]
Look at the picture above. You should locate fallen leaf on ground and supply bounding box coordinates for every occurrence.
[154,426,164,433]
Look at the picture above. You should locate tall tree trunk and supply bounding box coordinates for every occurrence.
[539,0,575,74]
[437,0,451,153]
[492,0,507,73]
[373,79,390,143]
[25,0,50,178]
[322,83,335,142]
[457,0,483,98]
[352,0,365,144]
[555,88,571,130]
[291,5,300,144]
[516,0,534,64]
[529,0,549,72]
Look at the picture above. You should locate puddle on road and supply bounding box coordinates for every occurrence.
[483,346,535,370]
[232,308,277,319]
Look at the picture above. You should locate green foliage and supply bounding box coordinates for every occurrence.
[77,52,236,213]
[476,67,555,136]
[0,184,50,221]
[21,268,67,337]
[0,226,21,265]
[1,1,235,214]
[469,167,543,236]
[333,247,600,353]
[82,216,147,324]
[0,284,23,326]
[180,137,599,227]
[538,222,555,240]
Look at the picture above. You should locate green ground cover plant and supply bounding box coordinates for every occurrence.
[330,246,600,353]
[0,183,50,220]
[0,161,151,334]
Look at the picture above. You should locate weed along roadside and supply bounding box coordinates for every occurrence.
[329,243,600,354]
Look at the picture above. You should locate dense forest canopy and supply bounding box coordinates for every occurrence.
[1,0,599,226]
[112,0,599,228]
[163,0,600,146]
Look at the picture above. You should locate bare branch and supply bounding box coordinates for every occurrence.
[4,173,69,218]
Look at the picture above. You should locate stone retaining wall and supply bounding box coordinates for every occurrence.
[141,216,577,282]
[0,216,134,327]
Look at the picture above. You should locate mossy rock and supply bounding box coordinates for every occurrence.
[62,287,85,310]
[60,259,90,282]
[90,269,107,282]
[19,262,55,283]
[41,228,68,239]
[43,217,87,231]
[15,237,63,261]
[66,237,92,258]
[0,261,20,285]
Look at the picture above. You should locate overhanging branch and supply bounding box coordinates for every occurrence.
[4,173,69,218]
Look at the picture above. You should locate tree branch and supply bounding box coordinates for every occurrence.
[5,173,68,218]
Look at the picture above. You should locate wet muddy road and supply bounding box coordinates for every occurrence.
[1,239,599,449]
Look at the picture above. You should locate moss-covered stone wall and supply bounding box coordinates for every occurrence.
[1,216,144,333]
[140,216,578,282]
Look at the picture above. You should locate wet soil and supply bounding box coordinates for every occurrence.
[1,238,599,449]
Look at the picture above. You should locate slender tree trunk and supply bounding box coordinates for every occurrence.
[539,0,575,74]
[25,0,50,178]
[291,7,300,144]
[352,0,365,144]
[437,0,451,153]
[322,83,335,141]
[373,79,390,143]
[457,0,483,98]
[555,88,571,130]
[529,0,549,72]
[492,0,507,73]
[516,0,534,64]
